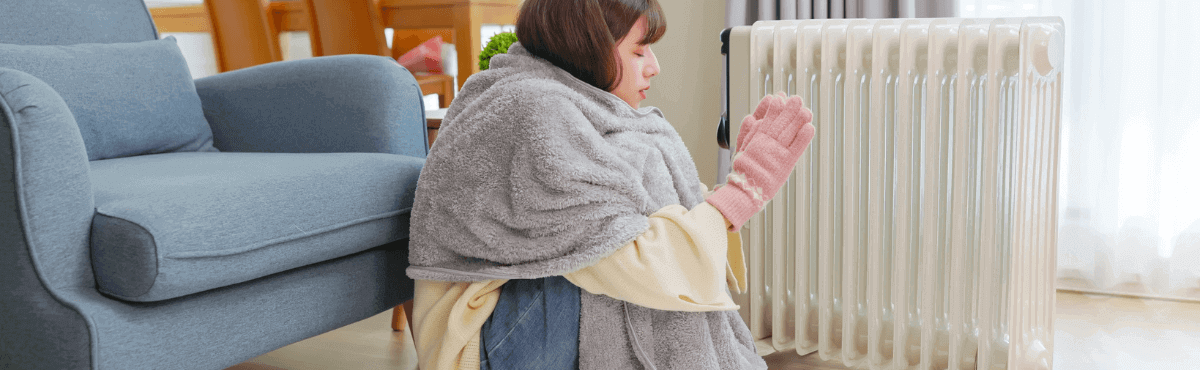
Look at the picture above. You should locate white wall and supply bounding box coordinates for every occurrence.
[643,0,726,185]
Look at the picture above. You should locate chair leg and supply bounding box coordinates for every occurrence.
[391,299,415,332]
[391,304,405,331]
[403,299,412,331]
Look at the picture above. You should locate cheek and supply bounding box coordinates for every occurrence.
[627,61,644,82]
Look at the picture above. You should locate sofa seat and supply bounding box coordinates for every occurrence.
[88,152,424,302]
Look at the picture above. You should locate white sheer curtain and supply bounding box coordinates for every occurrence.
[962,0,1200,301]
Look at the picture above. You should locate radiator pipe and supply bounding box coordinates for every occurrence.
[717,27,731,150]
[715,27,732,185]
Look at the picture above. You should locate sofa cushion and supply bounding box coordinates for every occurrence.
[89,152,424,302]
[0,36,216,161]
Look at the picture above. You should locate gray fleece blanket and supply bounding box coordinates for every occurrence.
[406,43,766,370]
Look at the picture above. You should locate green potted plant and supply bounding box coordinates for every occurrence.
[479,32,518,71]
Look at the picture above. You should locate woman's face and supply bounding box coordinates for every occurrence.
[610,16,660,109]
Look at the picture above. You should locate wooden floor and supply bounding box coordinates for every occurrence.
[227,309,418,370]
[228,291,1200,369]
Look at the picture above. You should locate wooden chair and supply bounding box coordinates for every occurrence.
[303,0,456,109]
[204,0,282,72]
[376,0,523,90]
[304,0,389,56]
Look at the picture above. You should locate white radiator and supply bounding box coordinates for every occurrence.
[724,17,1063,370]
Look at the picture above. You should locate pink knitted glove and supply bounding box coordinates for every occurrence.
[734,92,787,155]
[708,93,815,230]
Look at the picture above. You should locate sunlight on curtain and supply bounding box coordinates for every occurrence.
[961,0,1200,300]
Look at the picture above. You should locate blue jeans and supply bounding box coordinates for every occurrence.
[479,276,580,370]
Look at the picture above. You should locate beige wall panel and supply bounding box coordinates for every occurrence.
[644,0,725,185]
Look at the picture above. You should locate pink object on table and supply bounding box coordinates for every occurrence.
[396,35,443,74]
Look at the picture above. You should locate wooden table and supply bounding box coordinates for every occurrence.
[425,107,448,146]
[414,73,456,109]
[378,0,523,89]
[148,4,212,33]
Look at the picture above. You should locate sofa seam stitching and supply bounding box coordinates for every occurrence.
[163,207,412,259]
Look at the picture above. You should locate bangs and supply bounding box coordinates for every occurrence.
[638,2,667,45]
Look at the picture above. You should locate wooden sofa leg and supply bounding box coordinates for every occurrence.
[391,299,415,332]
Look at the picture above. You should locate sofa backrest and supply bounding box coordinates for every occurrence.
[0,0,217,161]
[0,0,158,46]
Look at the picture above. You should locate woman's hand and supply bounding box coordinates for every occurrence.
[734,91,786,155]
[708,92,814,230]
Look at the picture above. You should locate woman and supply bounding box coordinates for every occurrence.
[406,0,814,369]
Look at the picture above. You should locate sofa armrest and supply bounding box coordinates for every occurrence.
[194,55,429,158]
[0,68,97,368]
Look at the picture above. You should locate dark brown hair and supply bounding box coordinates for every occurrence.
[516,0,666,92]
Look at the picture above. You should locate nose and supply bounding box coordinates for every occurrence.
[645,47,660,78]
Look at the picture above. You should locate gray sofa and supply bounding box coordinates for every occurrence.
[0,1,426,369]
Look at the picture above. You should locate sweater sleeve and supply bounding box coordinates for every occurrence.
[411,279,507,370]
[563,201,747,312]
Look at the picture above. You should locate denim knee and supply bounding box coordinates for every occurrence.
[480,276,580,369]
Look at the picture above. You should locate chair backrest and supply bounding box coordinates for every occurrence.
[205,0,282,72]
[0,0,158,46]
[304,0,390,57]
